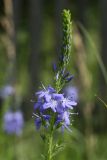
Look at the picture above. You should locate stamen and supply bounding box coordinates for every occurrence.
[30,99,35,102]
[40,82,46,90]
[32,113,40,118]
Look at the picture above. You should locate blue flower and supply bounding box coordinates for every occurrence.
[61,97,77,109]
[43,99,58,112]
[43,93,64,112]
[36,86,55,102]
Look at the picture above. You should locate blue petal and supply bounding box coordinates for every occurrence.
[34,103,40,110]
[56,104,64,113]
[47,86,56,93]
[45,94,51,102]
[52,93,64,100]
[43,102,51,109]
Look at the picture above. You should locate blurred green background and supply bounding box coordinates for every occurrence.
[0,0,107,160]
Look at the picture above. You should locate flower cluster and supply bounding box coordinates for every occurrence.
[3,110,24,135]
[33,85,77,130]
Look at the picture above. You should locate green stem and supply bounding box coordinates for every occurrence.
[47,131,53,160]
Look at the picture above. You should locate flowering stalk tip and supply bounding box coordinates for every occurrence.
[54,9,73,93]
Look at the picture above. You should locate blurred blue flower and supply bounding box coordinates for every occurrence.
[3,110,24,135]
[64,86,78,102]
[0,85,15,99]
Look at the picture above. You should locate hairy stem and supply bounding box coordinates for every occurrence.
[47,131,53,160]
